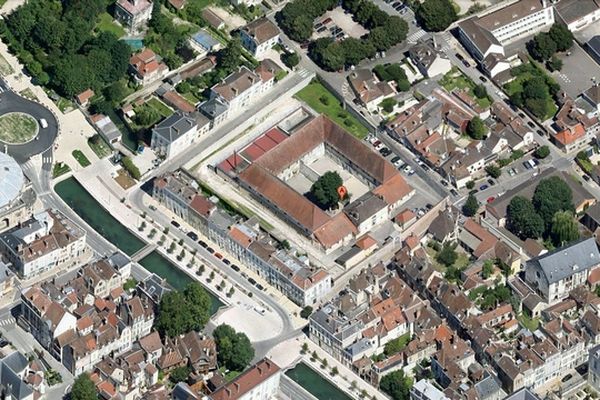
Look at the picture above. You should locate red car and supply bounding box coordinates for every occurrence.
[487,196,495,204]
[214,252,223,259]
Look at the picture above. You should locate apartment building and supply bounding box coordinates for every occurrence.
[239,18,280,58]
[150,112,209,159]
[209,359,281,400]
[114,0,152,32]
[524,237,600,305]
[0,210,87,279]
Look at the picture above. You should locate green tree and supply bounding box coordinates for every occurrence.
[213,324,255,371]
[550,210,579,247]
[485,165,502,179]
[103,81,128,106]
[169,366,190,383]
[217,37,242,73]
[380,98,396,113]
[466,116,487,140]
[134,106,160,127]
[528,32,556,61]
[547,55,563,72]
[310,171,343,210]
[380,370,413,400]
[549,23,573,52]
[462,194,479,217]
[534,145,550,159]
[416,0,457,32]
[155,282,211,337]
[71,373,97,400]
[437,242,458,267]
[300,306,313,319]
[506,196,544,239]
[122,157,141,180]
[532,176,574,229]
[482,259,494,279]
[473,84,488,99]
[281,51,300,69]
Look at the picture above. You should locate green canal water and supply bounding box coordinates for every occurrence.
[286,362,353,400]
[138,251,223,314]
[55,177,223,314]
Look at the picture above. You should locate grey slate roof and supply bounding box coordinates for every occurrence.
[475,375,506,400]
[199,97,229,120]
[526,237,600,284]
[504,388,542,400]
[0,352,34,400]
[152,112,197,143]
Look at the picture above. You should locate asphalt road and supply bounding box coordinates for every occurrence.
[0,79,58,162]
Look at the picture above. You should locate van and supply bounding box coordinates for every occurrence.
[39,118,48,129]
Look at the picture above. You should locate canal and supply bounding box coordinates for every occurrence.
[286,362,353,400]
[55,178,145,256]
[138,251,223,314]
[55,177,223,314]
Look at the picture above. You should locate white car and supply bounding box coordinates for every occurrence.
[403,165,414,175]
[375,142,385,151]
[39,118,48,129]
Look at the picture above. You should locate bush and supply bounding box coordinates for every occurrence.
[534,145,550,159]
[122,156,141,180]
[485,165,501,179]
[300,306,313,319]
[319,95,330,105]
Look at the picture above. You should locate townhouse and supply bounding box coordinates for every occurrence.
[239,18,280,59]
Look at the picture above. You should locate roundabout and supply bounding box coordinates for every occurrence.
[0,82,58,162]
[0,112,38,145]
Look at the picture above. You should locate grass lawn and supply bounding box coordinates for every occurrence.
[57,97,75,114]
[19,88,38,101]
[147,97,173,118]
[0,52,13,76]
[95,12,126,38]
[87,135,112,159]
[440,67,491,109]
[52,162,71,178]
[72,150,91,167]
[0,113,38,144]
[180,91,201,105]
[295,81,369,139]
[518,313,540,331]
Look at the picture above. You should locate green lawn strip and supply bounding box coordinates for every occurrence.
[0,52,14,76]
[180,91,201,105]
[52,162,71,178]
[95,12,126,38]
[87,135,112,159]
[19,88,38,101]
[147,97,174,117]
[295,81,369,139]
[72,150,91,167]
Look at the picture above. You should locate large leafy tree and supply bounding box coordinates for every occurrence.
[506,196,544,239]
[310,171,343,210]
[549,23,574,52]
[416,0,457,32]
[213,324,255,371]
[380,370,412,400]
[436,242,458,267]
[217,37,242,73]
[467,116,487,140]
[528,32,556,61]
[532,176,573,229]
[462,194,479,217]
[550,210,579,247]
[71,373,97,400]
[155,282,211,337]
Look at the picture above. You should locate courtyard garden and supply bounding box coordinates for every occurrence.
[0,112,38,144]
[440,67,491,109]
[504,61,559,121]
[295,80,369,139]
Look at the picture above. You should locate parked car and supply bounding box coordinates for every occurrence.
[479,184,489,191]
[248,277,257,285]
[186,231,198,241]
[487,196,495,203]
[223,259,231,265]
[450,189,459,196]
[391,156,401,166]
[391,1,401,6]
[455,53,464,61]
[508,168,516,177]
[207,247,215,254]
[462,59,471,68]
[231,264,240,272]
[479,76,487,82]
[403,165,413,174]
[198,240,207,248]
[487,178,495,186]
[527,121,535,128]
[170,220,180,228]
[214,252,223,259]
[375,142,385,151]
[523,161,533,170]
[536,129,545,136]
[583,175,591,182]
[256,283,264,291]
[379,147,391,156]
[317,26,327,33]
[518,112,525,118]
[440,179,449,186]
[314,22,323,29]
[425,203,433,210]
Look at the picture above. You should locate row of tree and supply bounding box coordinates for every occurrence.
[528,23,574,63]
[1,0,131,97]
[506,176,579,247]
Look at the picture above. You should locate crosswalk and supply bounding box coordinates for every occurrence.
[407,29,427,43]
[297,68,311,78]
[0,317,16,327]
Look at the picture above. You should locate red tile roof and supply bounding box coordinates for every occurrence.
[554,123,585,146]
[189,194,215,217]
[210,359,280,400]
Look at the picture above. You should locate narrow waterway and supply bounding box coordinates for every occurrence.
[286,362,353,400]
[55,177,223,314]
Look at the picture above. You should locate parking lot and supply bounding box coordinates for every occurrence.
[313,7,368,41]
[554,42,600,98]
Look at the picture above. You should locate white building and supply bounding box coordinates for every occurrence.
[411,379,450,400]
[208,359,281,400]
[524,237,600,305]
[114,0,152,33]
[408,41,453,78]
[239,18,280,59]
[590,344,600,392]
[0,210,87,279]
[554,0,600,32]
[150,112,205,159]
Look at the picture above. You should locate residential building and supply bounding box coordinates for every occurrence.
[209,359,281,400]
[0,352,43,400]
[75,89,95,108]
[114,0,153,33]
[411,379,450,400]
[129,49,168,85]
[239,18,280,58]
[408,40,452,78]
[348,69,396,112]
[202,9,225,30]
[0,210,87,279]
[590,344,600,392]
[554,0,600,32]
[524,237,600,305]
[150,112,205,159]
[0,152,36,232]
